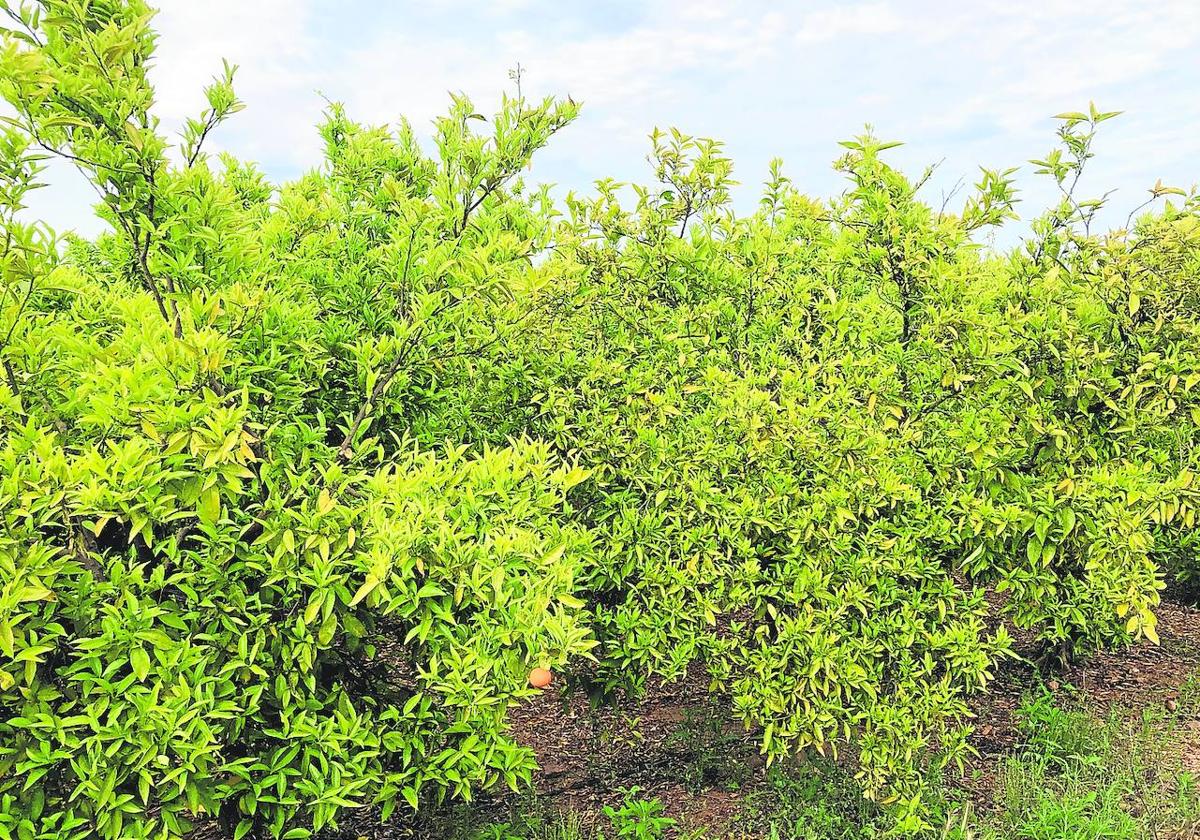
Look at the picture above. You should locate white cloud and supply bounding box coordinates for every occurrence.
[795,2,903,44]
[150,0,323,167]
[331,2,785,128]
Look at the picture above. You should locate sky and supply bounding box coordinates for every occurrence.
[22,0,1200,243]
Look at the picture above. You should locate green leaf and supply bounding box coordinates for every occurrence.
[130,646,150,682]
[198,486,221,526]
[349,575,380,607]
[402,786,419,810]
[1026,538,1042,565]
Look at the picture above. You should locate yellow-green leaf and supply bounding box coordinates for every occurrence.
[131,646,150,681]
[198,487,221,526]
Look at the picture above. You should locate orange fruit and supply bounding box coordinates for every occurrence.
[528,667,553,689]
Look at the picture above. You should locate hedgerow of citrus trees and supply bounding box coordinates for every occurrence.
[420,119,1199,830]
[2,2,1199,838]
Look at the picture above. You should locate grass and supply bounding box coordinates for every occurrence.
[663,702,755,794]
[993,760,1139,839]
[418,793,593,840]
[735,758,884,840]
[470,810,591,840]
[960,683,1200,840]
[461,789,685,840]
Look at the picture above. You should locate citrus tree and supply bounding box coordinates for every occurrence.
[0,3,592,838]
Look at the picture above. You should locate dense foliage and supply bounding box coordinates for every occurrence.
[1,2,1198,838]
